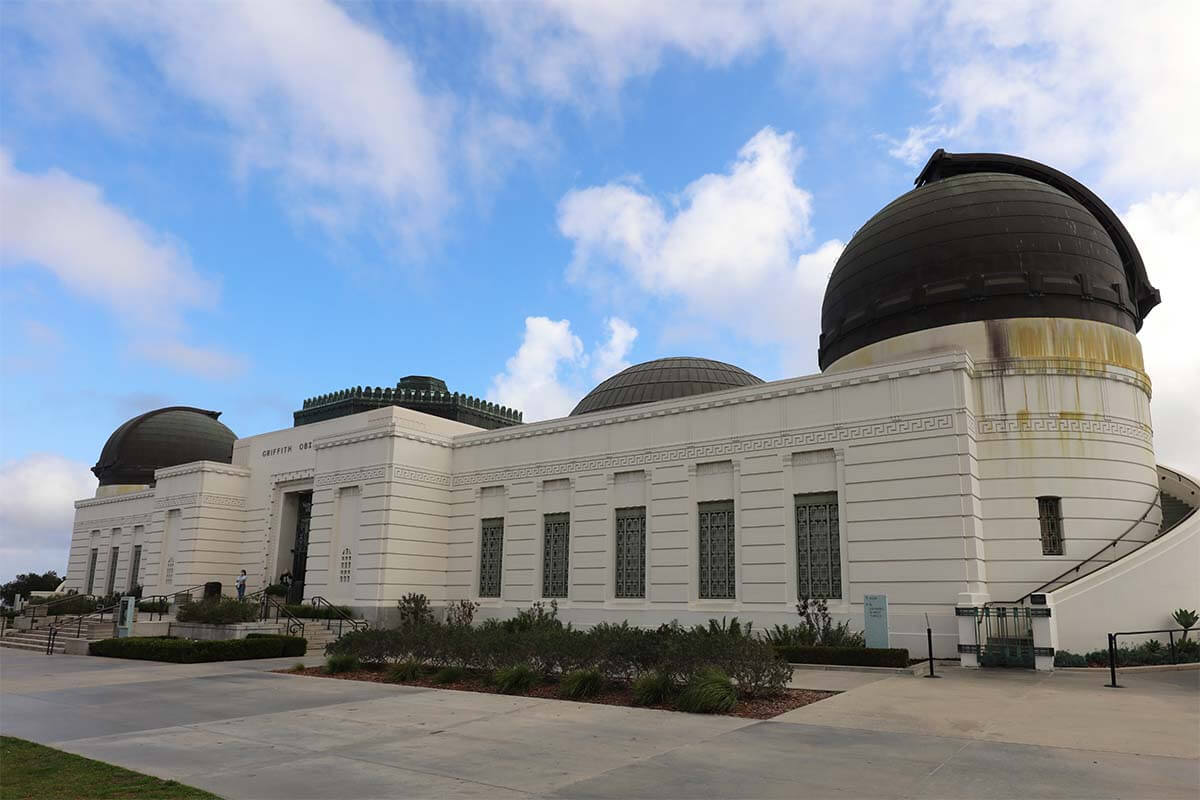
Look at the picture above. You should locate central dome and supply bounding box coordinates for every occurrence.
[570,357,764,416]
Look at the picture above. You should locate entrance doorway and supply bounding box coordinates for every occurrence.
[288,492,312,604]
[976,606,1035,668]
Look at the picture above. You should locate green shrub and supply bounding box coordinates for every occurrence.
[288,662,307,673]
[774,645,909,668]
[89,635,305,662]
[501,600,562,633]
[632,671,675,706]
[136,599,169,614]
[28,594,99,616]
[1173,608,1198,639]
[727,639,792,698]
[432,666,465,684]
[559,668,604,699]
[176,598,259,624]
[494,663,539,694]
[265,583,289,597]
[675,669,738,714]
[387,660,424,682]
[1054,638,1199,667]
[325,653,360,674]
[397,592,433,628]
[244,633,308,657]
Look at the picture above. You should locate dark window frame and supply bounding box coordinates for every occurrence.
[614,506,646,599]
[1038,496,1065,555]
[795,492,842,600]
[542,512,570,598]
[698,500,736,600]
[479,517,504,598]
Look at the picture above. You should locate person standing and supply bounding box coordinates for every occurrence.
[235,570,247,600]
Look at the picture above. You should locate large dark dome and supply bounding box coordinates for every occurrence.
[92,407,237,486]
[570,357,764,416]
[818,150,1160,370]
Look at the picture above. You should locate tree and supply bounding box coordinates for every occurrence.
[1,571,62,604]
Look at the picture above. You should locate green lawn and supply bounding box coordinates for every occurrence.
[0,737,220,800]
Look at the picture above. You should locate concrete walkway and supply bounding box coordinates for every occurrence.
[1,649,1196,799]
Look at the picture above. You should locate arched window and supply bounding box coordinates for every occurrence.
[165,557,174,586]
[339,548,352,583]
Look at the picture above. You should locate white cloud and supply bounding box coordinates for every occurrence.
[9,0,453,244]
[0,454,95,576]
[558,128,843,369]
[892,1,1200,192]
[488,315,639,421]
[1123,190,1200,475]
[0,151,243,378]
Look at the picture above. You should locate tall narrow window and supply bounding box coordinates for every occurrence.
[339,548,352,583]
[479,518,504,598]
[698,501,735,599]
[615,507,646,598]
[165,557,174,586]
[105,545,120,596]
[85,548,99,595]
[128,545,142,591]
[542,513,570,598]
[1038,496,1065,555]
[796,492,841,599]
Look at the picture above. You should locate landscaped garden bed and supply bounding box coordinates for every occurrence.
[279,663,835,719]
[90,633,307,662]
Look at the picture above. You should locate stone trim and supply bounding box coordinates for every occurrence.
[314,466,387,487]
[154,462,252,480]
[452,411,957,488]
[976,413,1152,443]
[73,512,152,532]
[74,490,156,510]
[314,422,453,451]
[154,493,245,509]
[270,468,315,484]
[393,466,452,487]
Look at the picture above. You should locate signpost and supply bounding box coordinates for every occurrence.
[116,595,136,638]
[864,594,889,649]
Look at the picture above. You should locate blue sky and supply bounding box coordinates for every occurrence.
[2,1,1197,574]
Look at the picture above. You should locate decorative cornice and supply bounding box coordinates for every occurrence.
[315,421,454,451]
[975,413,1153,443]
[271,468,315,484]
[452,352,973,449]
[74,490,155,510]
[393,466,452,487]
[74,512,152,532]
[452,411,956,487]
[154,492,246,509]
[154,462,252,480]
[314,466,387,487]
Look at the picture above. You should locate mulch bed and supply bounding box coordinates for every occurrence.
[277,666,835,719]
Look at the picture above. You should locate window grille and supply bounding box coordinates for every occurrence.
[165,557,174,586]
[479,518,504,598]
[339,548,352,583]
[128,545,142,591]
[542,513,570,598]
[796,492,841,599]
[1038,496,1065,555]
[698,501,735,599]
[85,548,98,595]
[615,507,646,598]
[106,546,120,596]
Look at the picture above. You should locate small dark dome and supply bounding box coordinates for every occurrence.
[93,407,237,486]
[818,150,1160,370]
[570,357,764,416]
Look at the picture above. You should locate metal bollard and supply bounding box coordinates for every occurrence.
[924,625,940,678]
[1106,633,1121,688]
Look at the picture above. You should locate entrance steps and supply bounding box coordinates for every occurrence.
[0,626,95,654]
[298,621,366,656]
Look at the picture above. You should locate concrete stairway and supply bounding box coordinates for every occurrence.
[1,626,93,654]
[297,620,366,656]
[1160,491,1193,533]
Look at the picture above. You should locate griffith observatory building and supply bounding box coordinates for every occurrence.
[64,151,1200,660]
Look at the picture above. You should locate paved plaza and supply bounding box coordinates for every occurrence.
[1,649,1197,799]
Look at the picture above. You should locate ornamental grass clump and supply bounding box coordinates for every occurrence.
[675,669,738,714]
[631,671,675,706]
[432,666,465,684]
[494,663,539,694]
[325,653,360,674]
[558,668,604,699]
[387,660,424,682]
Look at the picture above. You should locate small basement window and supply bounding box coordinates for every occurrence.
[1038,497,1064,555]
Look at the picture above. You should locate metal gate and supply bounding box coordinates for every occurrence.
[288,492,312,604]
[976,606,1035,668]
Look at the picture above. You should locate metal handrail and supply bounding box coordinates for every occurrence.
[46,601,121,654]
[258,594,305,638]
[1104,626,1194,688]
[22,593,99,619]
[308,596,367,637]
[135,584,206,621]
[1009,497,1158,605]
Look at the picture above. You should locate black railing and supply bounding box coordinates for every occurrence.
[1009,498,1158,605]
[258,594,305,638]
[46,601,120,654]
[1104,627,1193,688]
[22,593,99,620]
[308,596,367,637]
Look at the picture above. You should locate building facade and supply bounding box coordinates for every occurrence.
[64,151,1199,658]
